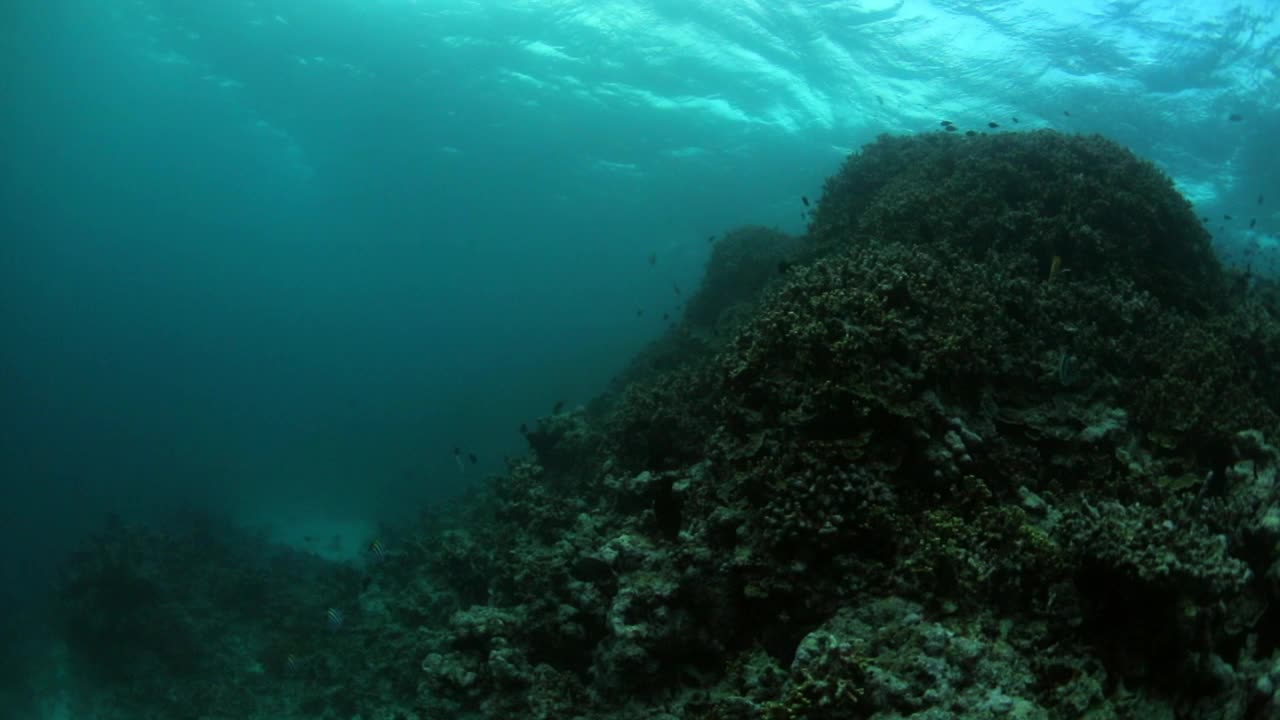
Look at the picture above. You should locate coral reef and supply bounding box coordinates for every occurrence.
[684,225,801,334]
[39,130,1280,719]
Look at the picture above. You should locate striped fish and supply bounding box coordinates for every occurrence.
[326,607,345,631]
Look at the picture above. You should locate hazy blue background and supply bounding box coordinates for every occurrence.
[1,0,1277,604]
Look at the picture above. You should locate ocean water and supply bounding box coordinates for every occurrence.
[1,0,1277,717]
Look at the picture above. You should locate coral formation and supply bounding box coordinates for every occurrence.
[38,130,1280,718]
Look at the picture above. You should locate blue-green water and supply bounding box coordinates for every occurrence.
[1,0,1276,700]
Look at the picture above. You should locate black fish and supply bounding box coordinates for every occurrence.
[940,120,954,127]
[648,252,656,266]
[944,125,957,132]
[1201,216,1210,222]
[1259,195,1265,205]
[1012,117,1020,123]
[987,121,999,128]
[1063,110,1071,116]
[707,235,715,243]
[801,196,810,207]
[1225,214,1233,220]
[1250,218,1257,229]
[1229,113,1244,122]
[468,453,477,465]
[553,400,564,414]
[635,308,644,317]
[673,283,681,296]
[965,130,977,136]
[662,312,669,321]
[519,423,528,434]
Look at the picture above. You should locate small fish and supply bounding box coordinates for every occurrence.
[553,400,564,414]
[944,124,958,132]
[801,196,810,207]
[454,447,465,473]
[876,95,884,105]
[1250,218,1257,229]
[468,453,478,464]
[965,130,977,136]
[286,654,302,673]
[367,538,386,561]
[673,283,681,296]
[1011,117,1020,123]
[940,120,954,127]
[648,252,656,266]
[987,121,999,128]
[326,607,345,631]
[778,261,792,275]
[303,535,314,543]
[1201,216,1210,223]
[1063,110,1072,116]
[635,308,644,317]
[662,312,669,321]
[519,422,528,434]
[1259,195,1265,205]
[1048,255,1062,283]
[707,235,715,243]
[1229,113,1244,122]
[1225,214,1233,220]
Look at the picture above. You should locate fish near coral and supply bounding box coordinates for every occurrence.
[326,607,345,631]
[366,538,386,563]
